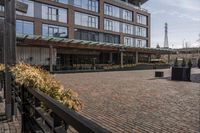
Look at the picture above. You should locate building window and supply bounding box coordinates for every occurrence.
[0,5,4,12]
[136,39,147,47]
[104,3,120,18]
[16,20,34,35]
[75,29,99,42]
[103,33,120,44]
[122,10,132,21]
[137,14,147,25]
[75,12,98,28]
[53,0,68,4]
[48,7,58,21]
[17,0,34,17]
[104,19,120,32]
[88,16,97,28]
[136,26,147,37]
[123,23,134,35]
[74,0,99,12]
[124,37,135,47]
[42,24,68,38]
[42,4,67,23]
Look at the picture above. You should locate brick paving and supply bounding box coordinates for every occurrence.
[55,68,200,133]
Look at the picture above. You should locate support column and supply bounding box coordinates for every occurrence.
[135,51,138,64]
[148,55,151,63]
[167,54,171,64]
[120,51,123,68]
[49,45,53,72]
[109,53,113,64]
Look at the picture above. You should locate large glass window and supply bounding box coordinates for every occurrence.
[103,33,120,44]
[42,24,68,38]
[0,5,4,12]
[122,23,134,35]
[16,20,34,35]
[17,0,34,17]
[104,19,120,32]
[42,4,67,23]
[53,0,68,4]
[136,39,147,47]
[124,37,135,47]
[74,0,99,12]
[75,12,98,28]
[122,9,132,21]
[104,3,120,18]
[136,26,147,37]
[137,14,147,25]
[75,29,99,42]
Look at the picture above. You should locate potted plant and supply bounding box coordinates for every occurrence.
[174,58,178,67]
[181,58,186,67]
[188,59,193,68]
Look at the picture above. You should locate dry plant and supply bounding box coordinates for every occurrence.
[10,63,83,111]
[0,64,5,72]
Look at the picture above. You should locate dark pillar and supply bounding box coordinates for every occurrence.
[168,54,171,64]
[135,51,138,64]
[120,51,124,68]
[109,53,113,64]
[49,45,53,72]
[4,0,16,120]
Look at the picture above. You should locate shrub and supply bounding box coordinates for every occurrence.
[182,58,186,67]
[10,63,83,111]
[187,59,192,68]
[0,64,5,72]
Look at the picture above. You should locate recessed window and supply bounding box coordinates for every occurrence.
[104,19,120,32]
[42,4,67,23]
[16,20,34,35]
[137,14,147,25]
[74,0,99,12]
[42,24,68,38]
[75,12,98,28]
[136,26,147,37]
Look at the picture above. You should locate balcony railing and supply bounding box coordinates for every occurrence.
[112,0,148,12]
[0,71,110,133]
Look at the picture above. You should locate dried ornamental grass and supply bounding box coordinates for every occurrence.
[0,64,5,72]
[11,63,83,111]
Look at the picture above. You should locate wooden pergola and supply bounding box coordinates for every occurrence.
[17,34,175,55]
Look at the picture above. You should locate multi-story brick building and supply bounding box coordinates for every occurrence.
[0,0,171,71]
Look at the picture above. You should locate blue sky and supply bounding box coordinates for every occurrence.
[142,0,200,48]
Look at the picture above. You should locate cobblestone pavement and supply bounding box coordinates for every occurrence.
[55,69,200,133]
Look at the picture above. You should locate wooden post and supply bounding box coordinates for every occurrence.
[4,0,16,120]
[49,45,53,72]
[0,19,4,64]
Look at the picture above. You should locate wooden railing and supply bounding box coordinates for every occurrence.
[0,72,110,133]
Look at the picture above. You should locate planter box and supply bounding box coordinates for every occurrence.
[171,67,191,81]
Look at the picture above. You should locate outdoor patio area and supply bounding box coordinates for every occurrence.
[55,68,200,133]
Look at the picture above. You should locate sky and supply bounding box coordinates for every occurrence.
[142,0,200,48]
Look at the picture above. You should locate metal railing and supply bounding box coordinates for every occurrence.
[0,72,110,133]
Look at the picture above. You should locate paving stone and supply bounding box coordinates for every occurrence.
[56,68,200,133]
